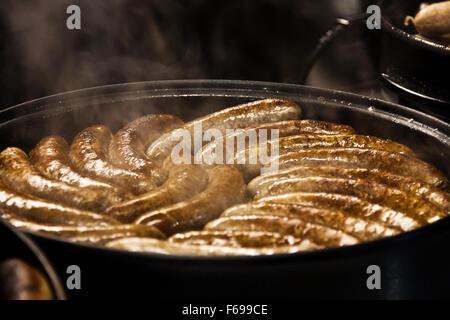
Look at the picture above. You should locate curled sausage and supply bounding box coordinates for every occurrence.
[0,187,118,227]
[146,99,302,164]
[105,237,322,256]
[205,217,359,247]
[248,165,450,212]
[257,192,422,232]
[253,176,446,223]
[135,165,247,235]
[195,120,356,165]
[220,202,400,240]
[261,148,448,188]
[1,211,165,245]
[109,114,184,185]
[0,147,120,211]
[69,125,155,194]
[105,164,209,223]
[30,136,131,206]
[235,134,414,180]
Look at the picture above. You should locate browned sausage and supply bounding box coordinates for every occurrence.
[1,211,165,245]
[261,148,448,188]
[253,176,446,223]
[195,120,356,165]
[146,99,302,164]
[235,135,414,180]
[258,192,422,232]
[248,165,450,212]
[0,186,119,227]
[0,147,120,211]
[69,125,155,194]
[109,114,184,185]
[105,164,209,223]
[220,202,399,240]
[135,165,247,235]
[105,237,322,256]
[30,136,131,205]
[205,216,359,247]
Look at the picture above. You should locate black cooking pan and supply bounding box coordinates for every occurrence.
[0,218,66,300]
[301,0,450,120]
[378,0,450,118]
[0,80,450,299]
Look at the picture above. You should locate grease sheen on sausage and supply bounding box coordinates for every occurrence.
[135,165,247,235]
[105,164,209,223]
[146,99,302,164]
[262,148,448,188]
[0,147,120,211]
[109,114,184,185]
[258,192,422,231]
[220,202,400,240]
[69,125,155,194]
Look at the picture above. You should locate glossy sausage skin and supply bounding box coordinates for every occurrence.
[1,211,165,245]
[105,164,209,223]
[69,125,155,194]
[195,120,356,165]
[248,165,450,212]
[258,192,422,232]
[30,136,131,205]
[205,217,358,247]
[0,188,118,227]
[253,176,446,223]
[220,202,399,240]
[135,165,247,235]
[0,147,119,211]
[105,237,322,256]
[235,134,414,180]
[169,230,304,248]
[146,99,302,164]
[109,114,184,185]
[262,148,448,188]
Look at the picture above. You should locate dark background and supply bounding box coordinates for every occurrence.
[0,0,371,109]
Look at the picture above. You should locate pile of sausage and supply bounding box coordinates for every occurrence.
[0,99,449,256]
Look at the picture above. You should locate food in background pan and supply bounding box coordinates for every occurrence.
[0,99,449,256]
[0,258,53,300]
[405,1,450,46]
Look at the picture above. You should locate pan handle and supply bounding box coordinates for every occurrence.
[299,12,371,84]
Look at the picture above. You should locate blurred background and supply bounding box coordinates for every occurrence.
[0,0,374,109]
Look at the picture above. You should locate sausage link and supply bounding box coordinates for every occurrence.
[0,147,119,211]
[135,165,247,235]
[105,164,209,223]
[205,216,359,247]
[258,192,422,232]
[248,165,450,212]
[69,125,155,194]
[261,148,448,188]
[146,99,302,164]
[169,230,305,248]
[253,176,446,223]
[109,114,184,185]
[235,134,414,180]
[105,237,322,256]
[1,211,165,244]
[220,202,399,240]
[0,186,118,227]
[30,136,132,205]
[195,120,356,165]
